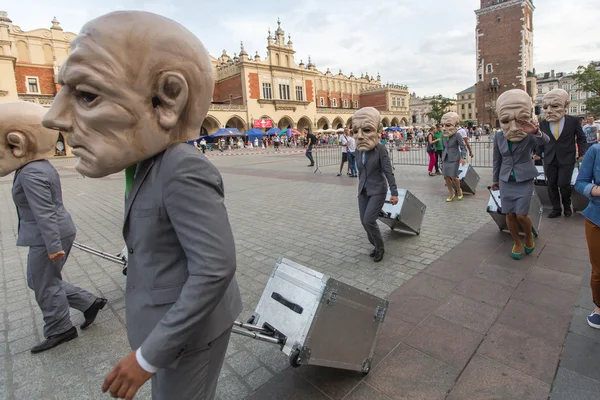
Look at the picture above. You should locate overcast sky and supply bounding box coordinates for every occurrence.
[4,0,599,98]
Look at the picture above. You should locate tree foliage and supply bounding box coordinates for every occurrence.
[427,96,456,124]
[574,62,600,115]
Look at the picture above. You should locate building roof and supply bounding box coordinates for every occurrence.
[457,84,476,95]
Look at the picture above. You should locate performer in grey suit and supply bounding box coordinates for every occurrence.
[42,11,243,400]
[354,107,398,263]
[0,101,106,354]
[441,112,467,202]
[492,90,549,260]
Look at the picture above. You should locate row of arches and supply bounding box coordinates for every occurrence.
[200,114,409,135]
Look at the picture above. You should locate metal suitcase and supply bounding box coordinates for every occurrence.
[457,163,480,194]
[571,168,589,212]
[486,186,543,237]
[249,257,388,374]
[378,189,426,235]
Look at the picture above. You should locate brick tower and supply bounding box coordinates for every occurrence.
[475,0,535,127]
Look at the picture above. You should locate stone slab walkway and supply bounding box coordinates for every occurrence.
[249,211,599,400]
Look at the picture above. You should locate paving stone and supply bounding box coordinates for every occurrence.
[550,367,600,400]
[448,354,550,400]
[243,366,273,391]
[474,261,527,288]
[512,280,578,316]
[366,344,459,400]
[452,276,513,308]
[228,351,261,377]
[478,323,562,384]
[344,382,393,400]
[434,294,502,334]
[560,332,600,382]
[405,315,483,370]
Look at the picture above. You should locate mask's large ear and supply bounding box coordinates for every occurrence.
[153,71,189,131]
[6,132,28,158]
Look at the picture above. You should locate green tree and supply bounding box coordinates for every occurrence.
[574,62,600,115]
[427,96,456,124]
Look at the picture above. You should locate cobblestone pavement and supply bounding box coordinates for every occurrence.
[0,152,493,400]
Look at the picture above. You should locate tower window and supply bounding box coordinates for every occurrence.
[486,64,493,74]
[497,17,501,22]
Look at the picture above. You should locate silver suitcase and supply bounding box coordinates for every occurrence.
[571,168,589,213]
[378,189,426,235]
[486,186,543,237]
[249,257,388,374]
[457,163,480,194]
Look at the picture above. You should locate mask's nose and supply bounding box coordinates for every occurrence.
[42,89,72,132]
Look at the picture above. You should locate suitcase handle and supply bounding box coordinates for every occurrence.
[271,292,304,314]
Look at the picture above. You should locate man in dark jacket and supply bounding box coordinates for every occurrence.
[540,89,587,218]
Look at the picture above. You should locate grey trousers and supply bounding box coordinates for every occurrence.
[151,327,232,400]
[26,234,95,338]
[358,190,387,250]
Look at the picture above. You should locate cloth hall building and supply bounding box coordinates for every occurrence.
[0,13,411,155]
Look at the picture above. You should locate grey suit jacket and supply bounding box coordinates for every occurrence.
[493,131,550,183]
[12,160,76,253]
[357,144,398,196]
[442,133,467,163]
[123,143,243,369]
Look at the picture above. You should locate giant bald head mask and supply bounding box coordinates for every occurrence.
[496,89,536,142]
[542,89,569,122]
[441,112,460,137]
[42,11,214,178]
[0,101,58,177]
[352,107,382,152]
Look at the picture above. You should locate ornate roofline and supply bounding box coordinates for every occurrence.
[475,0,534,15]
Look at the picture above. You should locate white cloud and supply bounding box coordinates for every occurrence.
[3,0,597,98]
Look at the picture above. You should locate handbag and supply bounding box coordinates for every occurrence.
[426,134,435,153]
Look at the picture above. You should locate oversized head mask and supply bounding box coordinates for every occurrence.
[0,101,58,177]
[441,112,460,137]
[42,11,214,178]
[352,107,382,152]
[496,89,535,142]
[542,89,569,122]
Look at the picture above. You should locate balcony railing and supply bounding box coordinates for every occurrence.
[209,104,247,111]
[19,94,55,106]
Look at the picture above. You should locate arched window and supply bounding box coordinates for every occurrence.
[43,44,53,64]
[275,54,280,66]
[16,41,30,62]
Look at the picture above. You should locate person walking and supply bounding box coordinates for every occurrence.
[347,131,358,177]
[583,114,600,152]
[427,128,440,177]
[304,127,316,166]
[539,89,587,218]
[575,142,600,329]
[199,138,207,154]
[441,113,467,202]
[1,101,107,354]
[354,107,398,263]
[273,133,281,152]
[338,127,350,176]
[434,124,443,175]
[491,89,550,260]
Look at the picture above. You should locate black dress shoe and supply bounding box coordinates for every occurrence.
[548,211,561,219]
[31,327,78,354]
[564,208,572,217]
[369,249,377,258]
[373,249,385,263]
[81,298,108,330]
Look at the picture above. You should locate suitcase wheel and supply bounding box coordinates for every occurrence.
[289,349,302,368]
[122,267,127,276]
[533,231,538,238]
[361,359,372,375]
[415,228,421,235]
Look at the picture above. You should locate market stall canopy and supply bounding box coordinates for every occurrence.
[210,128,244,137]
[246,128,265,140]
[384,127,404,132]
[266,127,281,135]
[316,129,325,133]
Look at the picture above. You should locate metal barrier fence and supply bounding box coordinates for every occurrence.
[313,145,342,172]
[389,139,494,168]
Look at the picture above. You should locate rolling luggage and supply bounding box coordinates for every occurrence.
[457,163,480,194]
[486,186,543,237]
[378,189,426,235]
[533,165,552,208]
[247,257,388,374]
